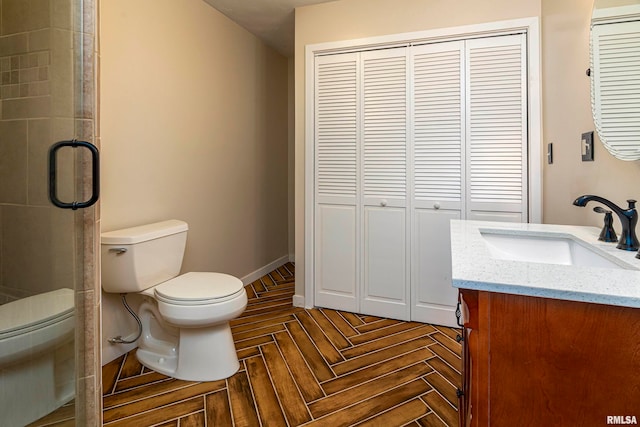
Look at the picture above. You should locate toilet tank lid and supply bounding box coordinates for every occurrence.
[101,220,188,245]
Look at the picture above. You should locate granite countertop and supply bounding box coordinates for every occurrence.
[450,220,640,308]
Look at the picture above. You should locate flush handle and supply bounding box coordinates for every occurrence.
[109,248,128,255]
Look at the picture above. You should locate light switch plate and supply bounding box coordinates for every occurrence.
[581,131,594,161]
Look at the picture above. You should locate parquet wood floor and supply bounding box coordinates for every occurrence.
[101,263,462,427]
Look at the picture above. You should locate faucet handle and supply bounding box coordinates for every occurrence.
[594,207,618,242]
[627,199,637,209]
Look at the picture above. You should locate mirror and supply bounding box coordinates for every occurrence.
[590,0,640,160]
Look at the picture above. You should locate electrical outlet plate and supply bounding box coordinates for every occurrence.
[581,131,594,161]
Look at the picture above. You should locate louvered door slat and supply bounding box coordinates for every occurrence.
[412,42,464,208]
[592,20,640,160]
[362,50,408,201]
[316,54,359,199]
[466,35,527,217]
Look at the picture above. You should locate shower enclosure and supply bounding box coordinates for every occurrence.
[0,0,100,425]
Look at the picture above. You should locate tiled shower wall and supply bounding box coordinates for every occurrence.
[0,0,101,424]
[0,0,76,299]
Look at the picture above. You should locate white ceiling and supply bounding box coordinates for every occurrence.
[202,0,337,57]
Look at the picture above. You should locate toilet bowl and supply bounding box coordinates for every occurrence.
[0,288,75,427]
[137,272,247,380]
[101,220,248,381]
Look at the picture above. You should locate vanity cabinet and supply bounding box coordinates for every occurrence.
[458,288,640,426]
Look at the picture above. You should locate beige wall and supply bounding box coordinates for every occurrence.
[101,0,289,276]
[294,0,640,299]
[100,0,289,363]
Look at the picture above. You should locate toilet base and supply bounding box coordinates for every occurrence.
[0,339,74,426]
[137,321,240,381]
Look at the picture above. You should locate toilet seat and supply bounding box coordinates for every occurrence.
[0,288,75,368]
[0,288,74,339]
[154,272,245,305]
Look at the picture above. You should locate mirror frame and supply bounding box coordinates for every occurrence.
[590,1,640,160]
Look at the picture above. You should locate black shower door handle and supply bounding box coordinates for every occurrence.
[48,139,100,210]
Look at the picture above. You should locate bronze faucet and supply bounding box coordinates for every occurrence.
[573,195,639,252]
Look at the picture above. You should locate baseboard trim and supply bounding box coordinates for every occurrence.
[102,340,137,366]
[240,254,290,285]
[292,294,306,308]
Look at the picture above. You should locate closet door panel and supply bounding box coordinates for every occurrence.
[314,53,360,312]
[410,41,464,326]
[362,48,408,207]
[315,204,358,311]
[465,35,528,220]
[360,48,410,320]
[362,206,409,320]
[412,208,460,326]
[412,41,465,212]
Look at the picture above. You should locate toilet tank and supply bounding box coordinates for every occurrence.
[101,220,188,294]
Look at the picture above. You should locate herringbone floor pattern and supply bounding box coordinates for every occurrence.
[101,263,462,426]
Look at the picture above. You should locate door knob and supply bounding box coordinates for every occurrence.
[380,199,388,207]
[434,202,441,210]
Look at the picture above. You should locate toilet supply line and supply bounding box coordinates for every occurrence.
[108,294,142,344]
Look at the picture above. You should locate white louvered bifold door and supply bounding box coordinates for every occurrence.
[312,34,530,325]
[360,48,411,321]
[592,20,640,160]
[411,41,464,326]
[465,34,528,223]
[314,53,360,312]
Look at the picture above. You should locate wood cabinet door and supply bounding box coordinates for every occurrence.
[462,290,640,426]
[459,290,478,427]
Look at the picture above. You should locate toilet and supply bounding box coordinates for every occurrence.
[101,220,248,381]
[0,288,75,427]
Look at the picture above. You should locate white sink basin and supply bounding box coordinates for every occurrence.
[479,229,631,269]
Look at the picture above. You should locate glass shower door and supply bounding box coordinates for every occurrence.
[0,0,99,425]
